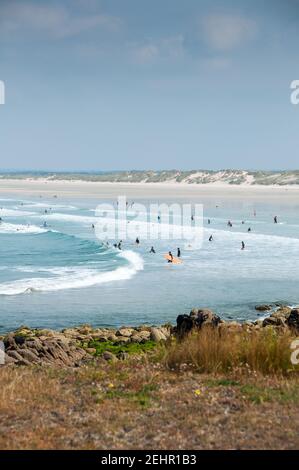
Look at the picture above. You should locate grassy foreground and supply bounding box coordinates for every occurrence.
[1,327,299,450]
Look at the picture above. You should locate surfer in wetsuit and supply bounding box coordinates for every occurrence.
[118,241,122,250]
[241,241,245,250]
[150,246,156,253]
[274,216,278,224]
[209,235,213,242]
[177,248,181,258]
[247,227,251,232]
[168,251,173,263]
[135,237,140,246]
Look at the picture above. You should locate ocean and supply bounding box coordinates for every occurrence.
[0,191,299,333]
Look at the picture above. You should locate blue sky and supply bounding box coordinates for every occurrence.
[0,0,299,171]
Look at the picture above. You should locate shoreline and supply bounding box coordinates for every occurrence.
[1,305,298,367]
[1,178,299,200]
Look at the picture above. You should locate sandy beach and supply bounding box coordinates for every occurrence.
[1,178,299,201]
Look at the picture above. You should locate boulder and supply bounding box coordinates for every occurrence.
[287,309,299,332]
[131,331,151,343]
[4,334,16,350]
[176,308,221,337]
[14,335,26,346]
[276,306,292,316]
[116,328,134,338]
[114,336,131,344]
[150,327,167,342]
[102,351,118,362]
[263,309,291,327]
[255,305,272,312]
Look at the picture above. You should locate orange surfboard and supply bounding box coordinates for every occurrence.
[164,254,182,264]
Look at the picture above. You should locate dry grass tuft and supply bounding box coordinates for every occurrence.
[163,327,299,375]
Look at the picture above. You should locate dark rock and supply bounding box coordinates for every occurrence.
[4,334,16,350]
[287,309,299,332]
[176,308,221,337]
[14,335,26,346]
[255,305,272,312]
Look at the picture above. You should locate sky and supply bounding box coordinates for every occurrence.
[0,0,299,171]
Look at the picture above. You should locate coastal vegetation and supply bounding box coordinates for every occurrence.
[1,170,299,185]
[1,307,299,449]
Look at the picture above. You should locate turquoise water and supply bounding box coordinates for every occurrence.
[0,193,299,332]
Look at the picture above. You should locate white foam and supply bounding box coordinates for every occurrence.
[32,212,95,224]
[20,201,78,210]
[0,222,47,234]
[0,250,144,295]
[0,208,35,217]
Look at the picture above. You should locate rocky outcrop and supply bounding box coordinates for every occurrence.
[0,323,171,367]
[176,308,221,337]
[1,306,298,367]
[2,328,88,367]
[175,306,299,338]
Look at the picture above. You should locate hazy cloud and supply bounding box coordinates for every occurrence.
[201,14,257,51]
[130,35,185,64]
[0,2,122,39]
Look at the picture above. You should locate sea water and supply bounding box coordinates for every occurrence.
[0,192,298,332]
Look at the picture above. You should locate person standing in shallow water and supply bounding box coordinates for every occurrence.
[209,235,213,242]
[177,248,181,258]
[168,251,173,263]
[274,216,278,224]
[241,241,245,250]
